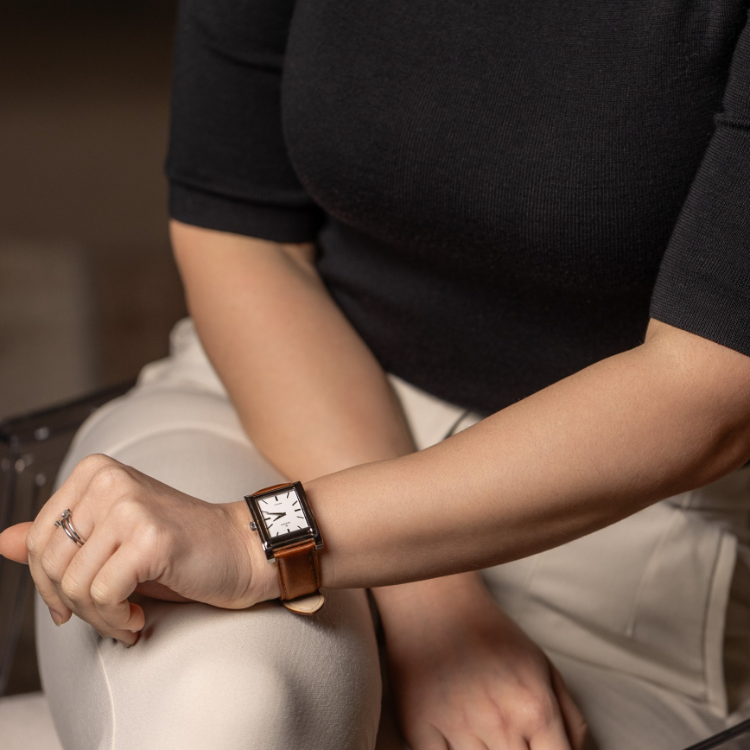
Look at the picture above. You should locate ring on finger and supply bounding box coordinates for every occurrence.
[54,508,87,547]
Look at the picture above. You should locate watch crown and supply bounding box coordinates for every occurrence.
[249,521,257,531]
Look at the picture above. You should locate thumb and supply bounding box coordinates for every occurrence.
[0,522,32,564]
[0,524,194,601]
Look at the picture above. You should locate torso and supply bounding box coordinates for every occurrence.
[280,1,747,411]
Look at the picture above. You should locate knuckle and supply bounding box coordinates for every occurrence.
[40,549,62,581]
[25,531,41,558]
[515,690,556,731]
[438,708,471,736]
[90,582,110,606]
[60,573,84,602]
[488,684,556,734]
[137,520,167,555]
[89,464,131,495]
[77,453,114,477]
[484,706,511,733]
[111,494,146,522]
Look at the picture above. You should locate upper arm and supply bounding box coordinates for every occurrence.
[644,11,750,457]
[647,10,750,372]
[170,220,318,289]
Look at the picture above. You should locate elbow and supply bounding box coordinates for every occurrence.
[686,418,750,491]
[643,319,750,487]
[714,421,750,475]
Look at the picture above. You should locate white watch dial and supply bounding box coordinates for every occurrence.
[259,489,308,538]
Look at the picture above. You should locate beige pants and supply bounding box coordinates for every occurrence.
[36,318,750,750]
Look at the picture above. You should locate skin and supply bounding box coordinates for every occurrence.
[2,222,750,748]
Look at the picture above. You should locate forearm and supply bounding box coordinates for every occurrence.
[171,221,480,614]
[170,220,415,481]
[297,321,750,588]
[173,223,750,599]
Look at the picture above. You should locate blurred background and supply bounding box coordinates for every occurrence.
[1,0,185,696]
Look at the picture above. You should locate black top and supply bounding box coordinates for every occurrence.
[166,0,750,415]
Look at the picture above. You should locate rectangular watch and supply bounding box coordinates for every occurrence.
[244,481,325,612]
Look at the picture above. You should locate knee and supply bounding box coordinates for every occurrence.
[118,594,382,750]
[171,661,309,745]
[200,653,379,750]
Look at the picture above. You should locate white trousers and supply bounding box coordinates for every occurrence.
[36,318,750,750]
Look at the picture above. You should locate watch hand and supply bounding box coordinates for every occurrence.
[263,511,287,529]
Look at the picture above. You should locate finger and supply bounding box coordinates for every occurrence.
[37,515,112,632]
[404,722,450,750]
[27,454,128,564]
[26,455,129,623]
[525,676,574,750]
[24,461,102,618]
[90,545,149,633]
[446,732,518,750]
[483,731,529,750]
[33,513,93,622]
[26,482,84,582]
[0,522,32,563]
[549,663,587,750]
[453,734,491,750]
[29,454,111,536]
[527,717,571,750]
[42,531,138,645]
[60,529,145,635]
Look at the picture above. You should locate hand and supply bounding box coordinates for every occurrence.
[381,576,587,750]
[0,454,277,646]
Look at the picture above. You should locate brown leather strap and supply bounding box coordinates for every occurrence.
[275,539,321,601]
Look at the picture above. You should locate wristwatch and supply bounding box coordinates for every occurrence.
[244,481,325,615]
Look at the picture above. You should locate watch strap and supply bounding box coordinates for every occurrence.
[275,538,322,601]
[282,592,326,615]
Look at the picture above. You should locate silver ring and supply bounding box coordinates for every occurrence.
[53,508,86,547]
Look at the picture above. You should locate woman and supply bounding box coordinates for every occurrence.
[2,1,750,748]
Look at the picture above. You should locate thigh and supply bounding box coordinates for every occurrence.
[724,543,750,724]
[37,586,381,750]
[37,345,382,750]
[547,651,724,750]
[478,471,750,749]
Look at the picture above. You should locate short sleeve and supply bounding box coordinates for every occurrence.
[650,12,750,356]
[165,0,324,243]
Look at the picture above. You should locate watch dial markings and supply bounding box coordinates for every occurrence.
[260,488,309,537]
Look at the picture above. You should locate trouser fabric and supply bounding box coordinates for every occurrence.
[36,318,750,749]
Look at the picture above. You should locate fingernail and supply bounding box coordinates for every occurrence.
[49,608,63,626]
[117,631,139,648]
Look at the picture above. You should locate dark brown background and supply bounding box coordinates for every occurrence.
[1,0,185,695]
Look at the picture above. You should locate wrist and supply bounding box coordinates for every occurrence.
[224,500,281,604]
[374,572,495,634]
